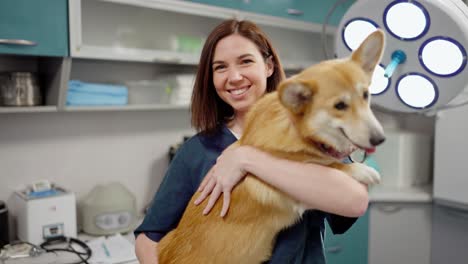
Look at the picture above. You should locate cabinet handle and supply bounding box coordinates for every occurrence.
[377,205,402,214]
[0,39,37,46]
[286,8,304,16]
[326,246,342,254]
[442,206,468,219]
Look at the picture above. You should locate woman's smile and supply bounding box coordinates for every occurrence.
[228,85,251,98]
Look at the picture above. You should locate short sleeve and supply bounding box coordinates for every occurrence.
[134,146,196,242]
[325,157,358,234]
[325,214,358,235]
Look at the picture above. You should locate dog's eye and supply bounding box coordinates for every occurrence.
[334,101,348,110]
[363,91,369,100]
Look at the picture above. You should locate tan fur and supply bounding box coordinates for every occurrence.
[157,30,386,264]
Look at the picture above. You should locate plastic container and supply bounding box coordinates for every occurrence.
[162,74,195,106]
[125,80,173,105]
[169,35,204,53]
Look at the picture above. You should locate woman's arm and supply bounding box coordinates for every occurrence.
[195,145,369,218]
[135,233,159,264]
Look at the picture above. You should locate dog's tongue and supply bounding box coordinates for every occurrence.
[365,147,376,154]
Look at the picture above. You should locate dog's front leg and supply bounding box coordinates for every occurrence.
[332,162,381,185]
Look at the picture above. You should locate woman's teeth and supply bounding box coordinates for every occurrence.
[230,87,248,95]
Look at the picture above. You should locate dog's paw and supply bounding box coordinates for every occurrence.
[347,163,381,185]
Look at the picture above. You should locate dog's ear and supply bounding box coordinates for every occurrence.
[278,79,315,114]
[351,29,385,74]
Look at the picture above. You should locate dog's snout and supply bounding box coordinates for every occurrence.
[370,135,385,146]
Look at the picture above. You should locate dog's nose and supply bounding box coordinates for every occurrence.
[370,135,385,146]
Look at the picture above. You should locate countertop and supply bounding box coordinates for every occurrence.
[369,185,432,203]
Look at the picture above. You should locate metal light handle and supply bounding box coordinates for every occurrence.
[0,39,37,46]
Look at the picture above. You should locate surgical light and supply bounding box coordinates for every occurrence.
[334,0,468,113]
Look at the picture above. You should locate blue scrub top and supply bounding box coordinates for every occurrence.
[135,124,358,264]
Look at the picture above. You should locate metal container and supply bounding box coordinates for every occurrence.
[0,72,42,106]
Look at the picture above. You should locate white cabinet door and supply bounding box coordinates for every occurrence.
[69,0,232,64]
[431,203,468,263]
[434,105,468,206]
[368,203,432,264]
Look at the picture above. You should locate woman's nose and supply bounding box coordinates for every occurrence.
[228,68,243,83]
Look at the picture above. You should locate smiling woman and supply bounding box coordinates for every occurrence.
[190,19,284,135]
[135,19,370,264]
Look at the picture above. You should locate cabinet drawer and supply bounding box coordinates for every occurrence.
[0,0,68,57]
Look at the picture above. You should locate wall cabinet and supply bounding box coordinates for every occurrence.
[325,211,369,264]
[69,0,339,70]
[69,0,232,64]
[65,0,345,112]
[190,0,353,26]
[368,202,432,264]
[188,0,243,11]
[2,0,350,113]
[0,0,68,57]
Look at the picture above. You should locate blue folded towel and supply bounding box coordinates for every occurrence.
[67,80,128,106]
[68,80,128,96]
[67,91,128,106]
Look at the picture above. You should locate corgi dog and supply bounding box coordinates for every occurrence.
[157,30,386,264]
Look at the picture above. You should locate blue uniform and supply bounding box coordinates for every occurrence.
[135,124,358,264]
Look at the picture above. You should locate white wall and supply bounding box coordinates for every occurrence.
[0,108,434,209]
[0,105,435,242]
[0,110,193,216]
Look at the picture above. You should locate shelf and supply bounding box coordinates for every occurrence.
[64,104,189,112]
[74,45,201,65]
[0,106,58,113]
[74,46,318,71]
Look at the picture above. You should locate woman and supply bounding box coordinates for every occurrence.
[135,19,368,264]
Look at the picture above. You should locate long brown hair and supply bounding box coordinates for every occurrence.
[191,19,285,134]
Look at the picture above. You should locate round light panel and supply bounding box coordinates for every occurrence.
[369,64,390,95]
[334,0,468,113]
[420,37,467,77]
[384,1,430,40]
[343,18,379,51]
[396,73,438,108]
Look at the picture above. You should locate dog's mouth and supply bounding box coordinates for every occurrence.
[339,128,376,154]
[310,128,377,160]
[314,141,354,160]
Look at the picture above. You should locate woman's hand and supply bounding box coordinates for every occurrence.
[194,145,251,217]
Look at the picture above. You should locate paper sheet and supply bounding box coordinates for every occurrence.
[86,234,137,264]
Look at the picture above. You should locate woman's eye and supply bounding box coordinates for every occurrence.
[213,65,226,71]
[334,101,348,110]
[241,59,253,64]
[363,91,369,100]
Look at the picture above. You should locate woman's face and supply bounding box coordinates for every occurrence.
[212,34,274,114]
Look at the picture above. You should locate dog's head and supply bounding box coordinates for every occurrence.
[278,30,386,160]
